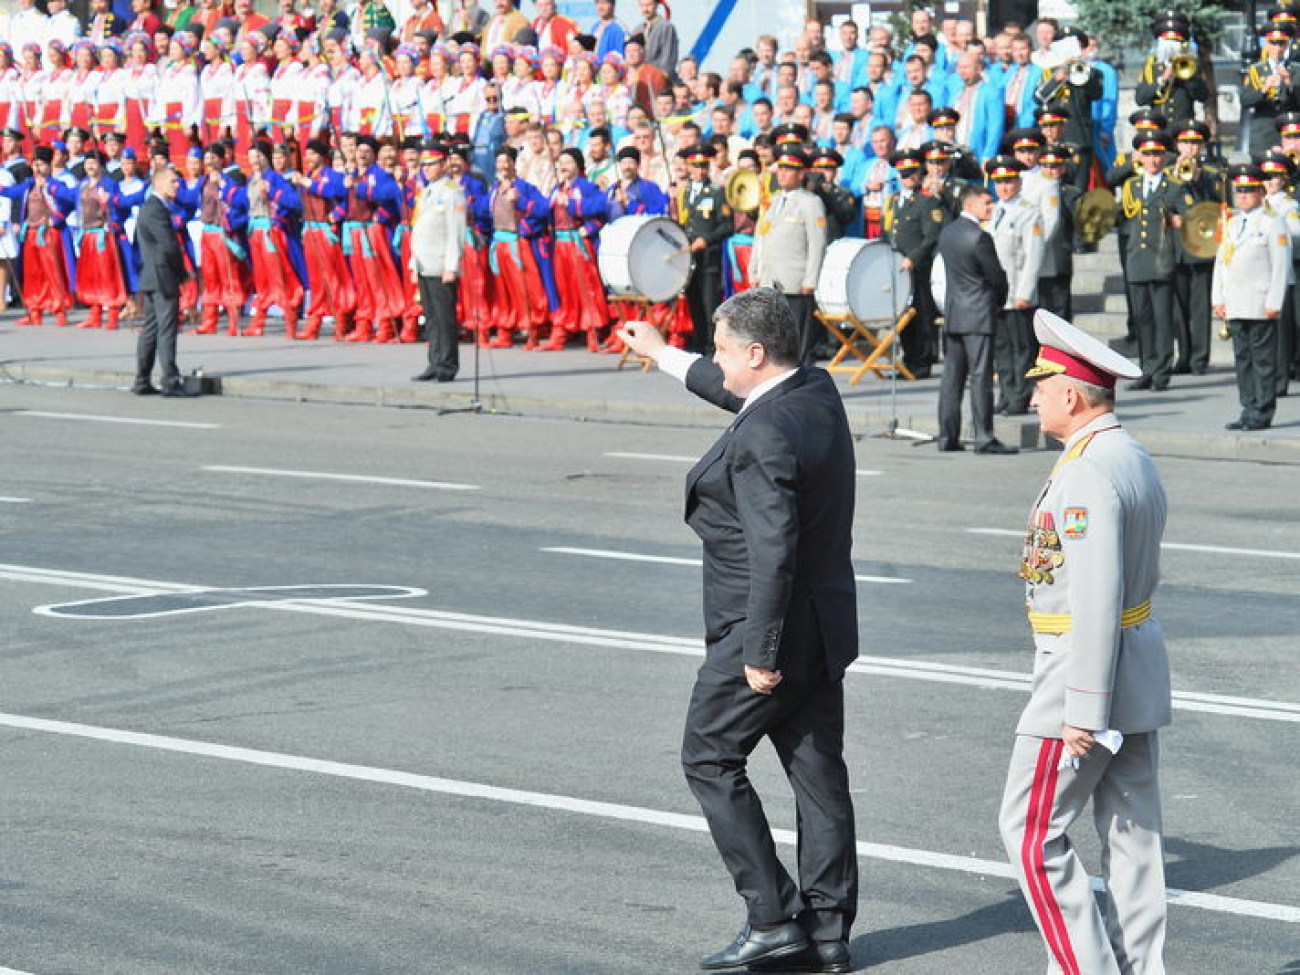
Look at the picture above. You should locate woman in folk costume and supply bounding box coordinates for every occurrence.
[486,145,553,348]
[488,45,514,95]
[323,36,360,137]
[268,31,306,143]
[232,31,271,168]
[198,35,236,145]
[292,136,355,340]
[41,42,74,147]
[534,47,564,124]
[120,33,157,158]
[594,52,632,129]
[63,149,130,330]
[503,46,541,117]
[158,32,201,164]
[93,41,128,141]
[64,41,102,134]
[542,148,611,351]
[421,44,451,134]
[0,147,75,327]
[17,45,46,141]
[390,137,424,342]
[388,45,427,141]
[351,46,391,138]
[0,45,22,133]
[558,53,595,133]
[244,139,306,337]
[295,37,332,143]
[443,43,485,136]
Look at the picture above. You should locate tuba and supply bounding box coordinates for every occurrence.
[725,169,761,215]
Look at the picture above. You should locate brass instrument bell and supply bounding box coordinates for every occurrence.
[1180,200,1224,260]
[1077,188,1119,244]
[725,169,762,215]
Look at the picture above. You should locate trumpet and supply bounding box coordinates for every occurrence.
[1171,155,1199,182]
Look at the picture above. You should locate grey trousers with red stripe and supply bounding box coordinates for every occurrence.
[998,733,1167,975]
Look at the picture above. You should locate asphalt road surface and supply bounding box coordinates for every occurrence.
[1,384,1297,975]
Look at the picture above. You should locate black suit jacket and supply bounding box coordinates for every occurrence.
[684,359,858,683]
[937,215,1007,336]
[136,194,187,297]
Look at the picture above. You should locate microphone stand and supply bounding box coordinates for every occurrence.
[869,251,931,443]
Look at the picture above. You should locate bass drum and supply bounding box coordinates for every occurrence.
[929,253,947,312]
[598,215,692,302]
[815,238,911,323]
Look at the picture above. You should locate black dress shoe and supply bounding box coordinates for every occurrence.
[131,382,159,396]
[1127,377,1152,391]
[411,368,440,382]
[975,439,1019,455]
[937,440,964,452]
[1151,381,1169,392]
[700,923,810,971]
[1242,418,1273,431]
[1225,419,1246,431]
[749,938,852,973]
[435,373,457,383]
[1173,363,1191,375]
[160,382,198,398]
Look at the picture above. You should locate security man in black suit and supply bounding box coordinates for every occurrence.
[134,166,196,397]
[936,182,1015,453]
[883,148,946,377]
[679,144,732,355]
[617,287,859,975]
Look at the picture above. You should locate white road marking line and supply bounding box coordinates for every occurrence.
[0,710,1294,925]
[6,562,1298,723]
[0,966,36,974]
[0,497,31,503]
[202,466,479,492]
[968,527,1300,561]
[856,470,883,477]
[542,546,913,585]
[15,410,220,430]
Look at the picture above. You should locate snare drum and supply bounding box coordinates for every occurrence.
[815,238,910,323]
[598,215,692,302]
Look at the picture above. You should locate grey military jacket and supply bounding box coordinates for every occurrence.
[409,176,467,277]
[752,187,827,294]
[991,194,1044,309]
[1211,205,1291,320]
[1017,414,1172,737]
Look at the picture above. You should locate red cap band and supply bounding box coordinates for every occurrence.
[1036,345,1117,388]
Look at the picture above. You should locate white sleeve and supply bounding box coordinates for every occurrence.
[655,346,701,382]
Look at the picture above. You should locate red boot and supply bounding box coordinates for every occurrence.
[332,316,351,342]
[193,306,219,334]
[283,313,298,340]
[345,320,374,342]
[488,328,513,348]
[104,307,121,331]
[241,311,265,337]
[54,310,68,327]
[399,317,420,343]
[523,326,540,351]
[539,327,567,351]
[373,320,397,343]
[586,329,602,353]
[225,306,241,336]
[18,311,42,327]
[78,306,103,329]
[299,317,321,340]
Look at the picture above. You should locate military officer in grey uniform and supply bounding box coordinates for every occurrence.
[987,155,1046,415]
[1122,132,1180,391]
[410,143,468,383]
[679,144,733,356]
[1036,143,1082,320]
[1212,164,1291,430]
[883,148,946,378]
[752,146,827,366]
[999,309,1171,975]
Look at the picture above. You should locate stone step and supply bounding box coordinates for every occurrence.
[1074,312,1128,337]
[1072,271,1127,294]
[1072,292,1128,315]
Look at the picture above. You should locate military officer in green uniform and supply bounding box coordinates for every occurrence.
[1167,120,1224,376]
[1135,16,1209,128]
[752,145,827,366]
[808,148,859,244]
[1260,146,1300,398]
[920,140,968,221]
[1121,131,1180,391]
[1241,21,1300,155]
[679,144,732,355]
[928,107,984,182]
[1106,109,1169,355]
[883,148,946,378]
[1034,107,1088,194]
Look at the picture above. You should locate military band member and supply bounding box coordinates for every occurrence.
[1033,28,1103,190]
[920,140,966,221]
[1242,22,1300,155]
[808,148,858,244]
[679,143,732,355]
[1135,16,1208,127]
[1122,132,1179,391]
[1107,109,1168,353]
[1001,309,1171,975]
[409,143,466,383]
[1167,120,1222,376]
[883,148,945,378]
[752,145,827,366]
[1212,164,1290,430]
[1274,111,1300,189]
[927,107,983,181]
[1033,107,1084,188]
[987,155,1045,415]
[1261,146,1300,397]
[1036,144,1082,320]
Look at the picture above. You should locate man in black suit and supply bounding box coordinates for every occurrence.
[618,288,859,974]
[133,166,195,397]
[936,184,1015,453]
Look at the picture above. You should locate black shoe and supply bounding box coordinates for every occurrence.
[975,439,1019,455]
[748,938,852,973]
[1173,362,1191,375]
[937,440,964,452]
[411,368,440,382]
[1242,418,1273,431]
[131,382,159,396]
[1151,381,1169,392]
[1225,419,1246,430]
[160,382,198,398]
[906,365,932,379]
[1127,377,1152,391]
[435,372,457,383]
[700,923,810,971]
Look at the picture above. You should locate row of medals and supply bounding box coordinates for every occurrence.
[1020,522,1066,585]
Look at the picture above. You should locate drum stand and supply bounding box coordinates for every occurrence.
[817,308,917,385]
